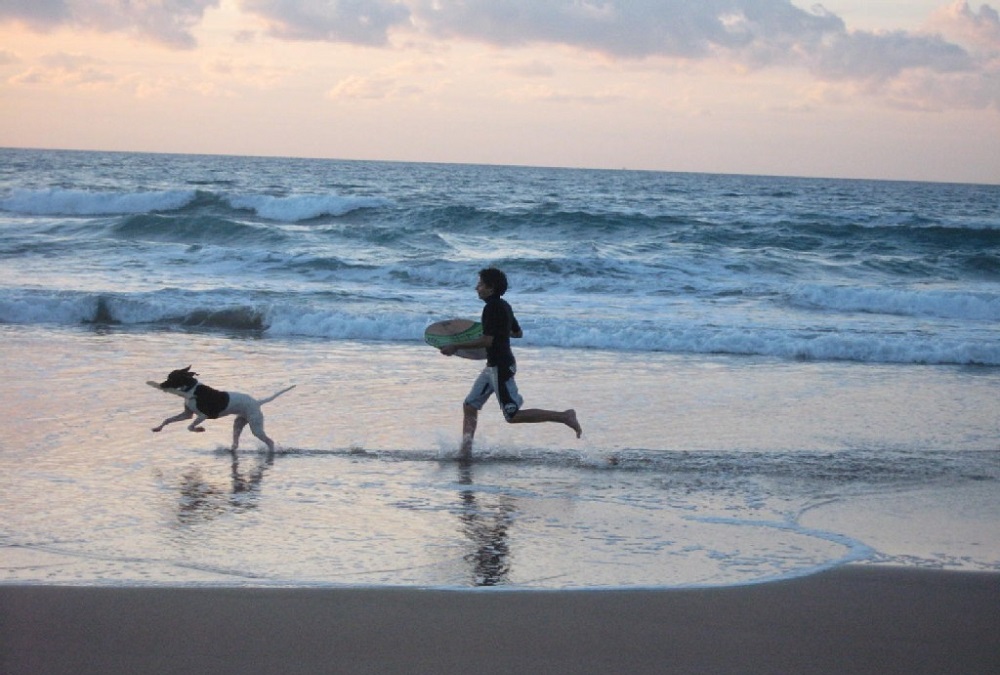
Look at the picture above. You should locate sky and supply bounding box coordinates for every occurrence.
[1,1,998,184]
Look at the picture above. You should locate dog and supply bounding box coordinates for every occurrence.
[148,366,295,452]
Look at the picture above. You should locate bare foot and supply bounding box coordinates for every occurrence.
[565,409,582,438]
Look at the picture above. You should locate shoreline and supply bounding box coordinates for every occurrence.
[3,566,998,675]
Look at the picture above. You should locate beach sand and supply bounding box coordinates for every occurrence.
[3,566,998,675]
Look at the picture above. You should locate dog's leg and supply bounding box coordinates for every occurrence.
[247,416,275,452]
[232,417,248,451]
[152,409,194,433]
[187,414,208,433]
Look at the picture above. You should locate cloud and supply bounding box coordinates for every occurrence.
[9,51,117,88]
[0,50,22,66]
[327,73,398,99]
[0,0,220,49]
[236,2,987,81]
[403,0,997,110]
[504,83,624,106]
[240,0,411,46]
[3,0,997,110]
[409,2,982,81]
[505,60,556,78]
[326,59,442,100]
[927,1,1000,52]
[808,29,973,83]
[0,1,69,27]
[906,2,1000,110]
[413,0,846,60]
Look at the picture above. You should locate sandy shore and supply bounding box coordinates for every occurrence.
[2,566,997,675]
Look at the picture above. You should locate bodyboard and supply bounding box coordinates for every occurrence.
[424,318,487,360]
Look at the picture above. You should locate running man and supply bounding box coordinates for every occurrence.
[440,267,582,456]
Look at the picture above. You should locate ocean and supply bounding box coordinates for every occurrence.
[1,147,997,588]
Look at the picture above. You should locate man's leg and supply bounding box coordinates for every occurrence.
[508,408,582,438]
[499,374,581,437]
[461,404,479,457]
[461,368,493,457]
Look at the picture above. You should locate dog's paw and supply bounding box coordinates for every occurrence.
[192,427,206,433]
[151,427,162,433]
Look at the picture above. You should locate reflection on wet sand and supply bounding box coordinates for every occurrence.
[175,450,275,525]
[456,461,515,586]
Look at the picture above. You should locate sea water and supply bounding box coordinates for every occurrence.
[0,148,997,588]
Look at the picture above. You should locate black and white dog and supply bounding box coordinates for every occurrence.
[148,366,295,452]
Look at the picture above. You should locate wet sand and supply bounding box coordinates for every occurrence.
[3,566,998,675]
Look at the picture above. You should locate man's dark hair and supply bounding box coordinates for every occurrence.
[479,267,509,296]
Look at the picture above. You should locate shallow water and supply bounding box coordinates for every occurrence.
[1,326,997,588]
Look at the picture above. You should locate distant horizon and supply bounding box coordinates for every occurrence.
[4,143,998,187]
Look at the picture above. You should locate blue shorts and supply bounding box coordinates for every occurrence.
[464,366,523,421]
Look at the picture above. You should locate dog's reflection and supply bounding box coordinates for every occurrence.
[456,460,515,587]
[175,449,274,525]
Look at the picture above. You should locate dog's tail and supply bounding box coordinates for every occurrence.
[258,385,296,406]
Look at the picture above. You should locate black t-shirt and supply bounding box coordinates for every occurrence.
[481,294,520,374]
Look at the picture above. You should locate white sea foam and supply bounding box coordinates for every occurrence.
[790,284,1000,321]
[0,187,196,215]
[4,286,996,365]
[226,193,389,221]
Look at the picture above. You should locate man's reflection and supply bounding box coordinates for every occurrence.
[457,460,515,586]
